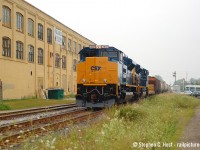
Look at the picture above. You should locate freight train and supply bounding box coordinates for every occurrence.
[148,76,170,95]
[76,45,150,108]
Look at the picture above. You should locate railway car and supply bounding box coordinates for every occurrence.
[148,76,161,95]
[76,45,149,108]
[161,81,168,93]
[148,76,171,95]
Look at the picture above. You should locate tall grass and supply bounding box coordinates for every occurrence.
[21,94,200,150]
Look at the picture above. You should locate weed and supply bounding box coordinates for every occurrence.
[174,95,199,109]
[116,105,146,121]
[0,103,10,110]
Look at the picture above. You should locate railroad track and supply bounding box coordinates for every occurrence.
[0,103,76,120]
[0,107,103,149]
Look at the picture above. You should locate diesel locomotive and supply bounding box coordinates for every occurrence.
[76,45,149,108]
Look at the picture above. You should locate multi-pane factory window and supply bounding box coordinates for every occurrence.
[68,39,71,51]
[28,19,34,36]
[16,41,23,60]
[16,12,23,32]
[62,55,66,69]
[2,37,11,57]
[38,24,43,40]
[2,6,11,28]
[73,41,77,53]
[28,45,34,63]
[47,28,52,44]
[55,53,60,68]
[62,36,66,49]
[38,48,43,65]
[73,59,77,72]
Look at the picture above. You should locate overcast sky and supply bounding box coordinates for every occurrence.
[25,0,200,85]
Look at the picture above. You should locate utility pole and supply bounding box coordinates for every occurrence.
[183,78,185,92]
[173,71,176,85]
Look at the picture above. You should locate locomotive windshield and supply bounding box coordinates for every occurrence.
[79,45,121,62]
[100,49,119,61]
[80,49,99,61]
[101,50,118,58]
[82,50,98,57]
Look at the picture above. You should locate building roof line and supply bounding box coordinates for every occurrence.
[23,0,95,44]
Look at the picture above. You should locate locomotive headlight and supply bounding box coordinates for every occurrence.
[104,79,107,83]
[82,78,86,83]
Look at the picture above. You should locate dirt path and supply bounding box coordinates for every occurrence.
[179,107,200,150]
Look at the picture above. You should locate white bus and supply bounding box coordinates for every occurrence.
[184,85,200,95]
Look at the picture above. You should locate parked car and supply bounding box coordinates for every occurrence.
[191,91,200,97]
[183,91,193,95]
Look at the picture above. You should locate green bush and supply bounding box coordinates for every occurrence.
[116,105,146,121]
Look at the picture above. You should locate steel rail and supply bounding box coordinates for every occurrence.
[0,110,102,149]
[0,107,86,134]
[0,103,76,120]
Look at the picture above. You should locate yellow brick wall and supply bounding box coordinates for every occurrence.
[0,0,95,99]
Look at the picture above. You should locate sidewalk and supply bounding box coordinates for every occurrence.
[179,107,200,150]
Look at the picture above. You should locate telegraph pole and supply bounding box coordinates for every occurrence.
[173,71,176,84]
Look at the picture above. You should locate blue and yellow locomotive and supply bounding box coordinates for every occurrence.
[76,45,149,108]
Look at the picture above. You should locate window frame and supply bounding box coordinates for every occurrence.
[28,45,34,63]
[16,12,23,32]
[73,59,77,72]
[62,55,66,69]
[38,48,44,65]
[28,18,34,37]
[47,28,52,44]
[16,41,24,60]
[55,53,60,68]
[78,44,81,53]
[38,23,43,40]
[73,41,76,53]
[62,36,66,49]
[68,39,71,51]
[2,37,11,57]
[2,6,11,28]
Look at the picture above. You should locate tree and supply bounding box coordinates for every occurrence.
[197,79,200,85]
[190,78,200,85]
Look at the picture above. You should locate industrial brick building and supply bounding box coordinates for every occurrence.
[0,0,95,99]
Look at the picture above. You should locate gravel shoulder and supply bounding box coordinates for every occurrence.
[179,106,200,150]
